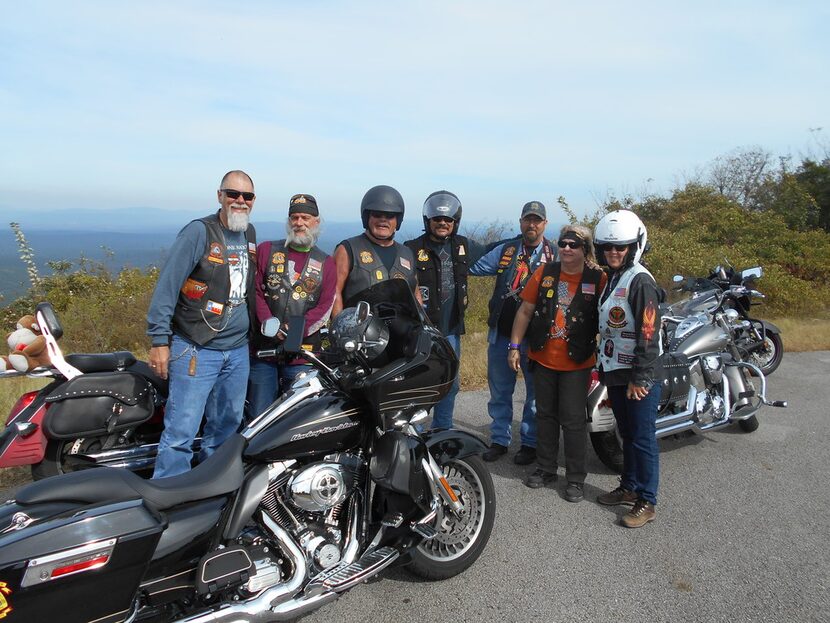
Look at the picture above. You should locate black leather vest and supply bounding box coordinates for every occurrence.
[171,213,257,347]
[255,241,329,350]
[487,238,555,332]
[342,234,417,304]
[528,262,603,363]
[405,234,469,335]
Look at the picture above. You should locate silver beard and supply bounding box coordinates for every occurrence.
[285,219,320,248]
[226,209,250,232]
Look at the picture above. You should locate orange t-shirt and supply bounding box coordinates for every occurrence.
[521,265,608,371]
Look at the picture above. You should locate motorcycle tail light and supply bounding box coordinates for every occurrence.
[51,554,110,578]
[6,391,39,425]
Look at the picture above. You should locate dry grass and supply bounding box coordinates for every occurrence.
[764,317,830,352]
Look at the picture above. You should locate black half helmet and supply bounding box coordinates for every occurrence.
[329,303,390,366]
[360,185,405,230]
[422,190,462,234]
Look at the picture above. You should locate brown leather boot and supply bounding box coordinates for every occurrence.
[621,499,656,528]
[597,485,638,506]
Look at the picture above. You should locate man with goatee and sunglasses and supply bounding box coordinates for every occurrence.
[147,170,257,478]
[404,190,482,430]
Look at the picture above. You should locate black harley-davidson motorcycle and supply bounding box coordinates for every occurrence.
[587,285,787,472]
[0,280,495,623]
[667,263,784,375]
[0,304,169,480]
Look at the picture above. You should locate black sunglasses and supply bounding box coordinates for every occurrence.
[369,210,396,219]
[557,239,582,249]
[431,216,455,224]
[221,188,256,202]
[602,244,629,252]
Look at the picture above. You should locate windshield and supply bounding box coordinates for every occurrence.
[343,279,427,327]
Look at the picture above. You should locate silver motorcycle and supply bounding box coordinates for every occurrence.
[668,265,784,376]
[588,286,787,472]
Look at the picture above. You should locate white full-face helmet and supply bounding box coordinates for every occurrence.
[593,210,648,266]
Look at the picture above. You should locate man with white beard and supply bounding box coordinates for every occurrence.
[247,193,336,417]
[147,170,258,478]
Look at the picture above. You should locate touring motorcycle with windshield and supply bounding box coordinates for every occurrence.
[588,283,787,472]
[0,280,495,622]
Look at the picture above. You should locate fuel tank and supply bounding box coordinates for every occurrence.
[244,390,366,462]
[671,323,729,358]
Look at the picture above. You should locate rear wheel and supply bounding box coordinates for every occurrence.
[31,437,102,481]
[407,455,496,580]
[590,429,624,473]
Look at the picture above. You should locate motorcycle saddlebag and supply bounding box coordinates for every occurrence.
[0,497,163,623]
[657,353,692,408]
[42,371,155,439]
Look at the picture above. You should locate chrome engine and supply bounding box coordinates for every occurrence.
[688,357,726,425]
[259,453,366,575]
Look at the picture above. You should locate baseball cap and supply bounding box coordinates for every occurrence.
[289,193,319,216]
[521,201,546,219]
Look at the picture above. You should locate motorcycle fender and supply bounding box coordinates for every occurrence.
[423,429,487,464]
[586,384,615,433]
[760,320,781,335]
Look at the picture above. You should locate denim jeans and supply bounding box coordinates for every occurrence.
[247,357,311,418]
[153,334,249,479]
[533,365,591,483]
[607,383,661,504]
[487,334,536,448]
[431,334,461,430]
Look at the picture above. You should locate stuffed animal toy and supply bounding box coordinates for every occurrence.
[1,315,51,373]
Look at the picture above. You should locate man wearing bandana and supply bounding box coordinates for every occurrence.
[470,201,557,464]
[247,193,336,418]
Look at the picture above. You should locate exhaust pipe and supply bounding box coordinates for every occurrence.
[176,511,313,623]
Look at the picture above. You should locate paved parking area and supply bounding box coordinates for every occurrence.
[304,351,830,623]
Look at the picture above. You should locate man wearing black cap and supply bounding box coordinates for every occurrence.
[247,193,336,417]
[469,201,557,464]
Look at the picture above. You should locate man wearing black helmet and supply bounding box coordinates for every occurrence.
[470,201,557,464]
[404,191,477,429]
[333,185,420,317]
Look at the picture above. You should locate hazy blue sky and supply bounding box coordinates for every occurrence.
[2,1,828,224]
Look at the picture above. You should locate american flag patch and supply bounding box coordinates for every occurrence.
[400,258,411,270]
[205,300,224,315]
[614,287,627,297]
[582,283,595,295]
[248,242,257,253]
[308,258,322,271]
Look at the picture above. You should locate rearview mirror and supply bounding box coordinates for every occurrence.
[740,267,762,280]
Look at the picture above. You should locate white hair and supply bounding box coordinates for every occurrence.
[285,216,321,247]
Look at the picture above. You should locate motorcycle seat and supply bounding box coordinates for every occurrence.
[14,434,246,512]
[65,351,137,373]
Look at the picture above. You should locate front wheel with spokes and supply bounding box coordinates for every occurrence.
[406,455,496,580]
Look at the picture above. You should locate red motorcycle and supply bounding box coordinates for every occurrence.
[0,303,167,479]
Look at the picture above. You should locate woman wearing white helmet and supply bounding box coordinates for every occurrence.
[593,210,663,528]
